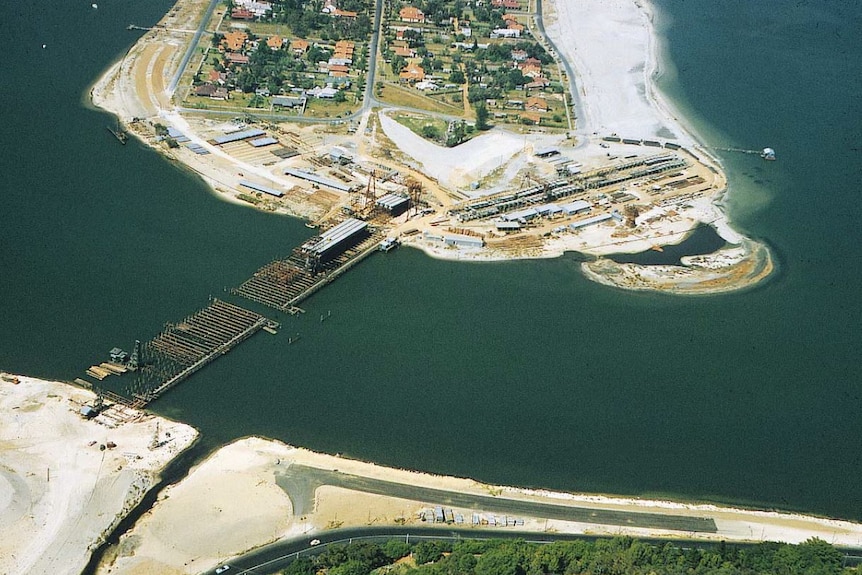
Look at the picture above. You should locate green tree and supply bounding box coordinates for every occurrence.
[474,103,490,130]
[281,556,315,575]
[390,54,407,75]
[329,559,371,575]
[421,124,441,140]
[475,545,524,575]
[449,69,465,84]
[382,539,410,561]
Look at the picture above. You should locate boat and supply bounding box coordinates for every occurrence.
[378,237,399,252]
[761,147,776,161]
[107,120,128,144]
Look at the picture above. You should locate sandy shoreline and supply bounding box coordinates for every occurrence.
[0,374,197,575]
[97,435,862,574]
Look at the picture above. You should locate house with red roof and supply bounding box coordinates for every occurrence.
[399,6,426,23]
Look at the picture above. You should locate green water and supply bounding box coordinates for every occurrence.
[1,1,860,519]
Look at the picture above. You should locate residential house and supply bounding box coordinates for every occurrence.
[207,69,230,85]
[272,95,307,109]
[393,45,415,58]
[506,19,524,33]
[511,49,528,61]
[334,40,355,57]
[290,38,309,55]
[333,8,357,18]
[492,0,521,9]
[491,28,520,38]
[222,31,248,52]
[399,63,426,82]
[231,8,255,20]
[194,84,230,100]
[520,111,541,124]
[524,77,551,91]
[525,95,549,112]
[399,6,426,23]
[225,52,250,66]
[195,84,218,97]
[328,64,350,75]
[266,35,284,50]
[309,86,339,99]
[520,64,543,78]
[235,0,272,17]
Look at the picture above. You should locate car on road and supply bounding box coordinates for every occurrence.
[215,566,230,574]
[310,539,321,546]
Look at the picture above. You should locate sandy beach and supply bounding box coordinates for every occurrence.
[0,374,197,575]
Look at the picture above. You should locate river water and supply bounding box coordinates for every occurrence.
[1,1,860,519]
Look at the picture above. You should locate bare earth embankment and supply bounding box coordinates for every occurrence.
[0,375,196,575]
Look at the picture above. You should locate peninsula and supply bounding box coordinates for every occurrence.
[91,0,774,295]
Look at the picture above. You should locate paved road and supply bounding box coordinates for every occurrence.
[168,0,222,95]
[534,0,589,138]
[276,464,716,533]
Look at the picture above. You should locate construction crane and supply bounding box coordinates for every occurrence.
[524,169,553,202]
[352,170,378,219]
[405,176,423,215]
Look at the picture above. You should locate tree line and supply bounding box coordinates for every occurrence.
[278,536,854,575]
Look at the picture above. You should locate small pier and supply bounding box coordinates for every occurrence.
[125,299,274,405]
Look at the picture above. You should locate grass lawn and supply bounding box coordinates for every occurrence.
[377,83,464,116]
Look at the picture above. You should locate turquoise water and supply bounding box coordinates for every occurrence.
[1,1,860,519]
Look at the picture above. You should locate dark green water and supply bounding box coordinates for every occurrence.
[2,1,861,519]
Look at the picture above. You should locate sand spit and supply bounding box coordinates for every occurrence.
[581,239,774,295]
[0,375,197,575]
[97,437,862,574]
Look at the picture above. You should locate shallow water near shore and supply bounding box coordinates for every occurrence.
[1,0,861,521]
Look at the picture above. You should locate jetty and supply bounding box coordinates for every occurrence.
[79,210,402,406]
[107,119,128,144]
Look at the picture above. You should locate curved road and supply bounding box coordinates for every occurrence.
[276,464,716,533]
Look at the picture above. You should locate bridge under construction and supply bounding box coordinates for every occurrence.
[78,209,397,409]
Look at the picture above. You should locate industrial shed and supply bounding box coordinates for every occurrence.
[301,218,368,265]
